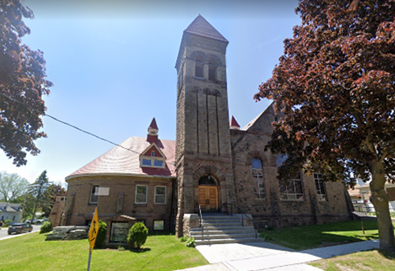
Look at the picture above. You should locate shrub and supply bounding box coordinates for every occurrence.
[127,222,148,249]
[94,220,107,248]
[40,221,52,234]
[260,232,272,241]
[118,246,126,251]
[180,235,188,242]
[4,220,12,226]
[186,237,195,248]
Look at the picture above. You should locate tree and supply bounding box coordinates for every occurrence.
[0,171,29,202]
[255,0,395,250]
[0,0,53,166]
[30,170,51,221]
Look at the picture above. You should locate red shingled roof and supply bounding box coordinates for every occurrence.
[184,14,228,43]
[67,137,176,179]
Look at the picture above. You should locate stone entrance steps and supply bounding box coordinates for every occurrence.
[189,215,261,245]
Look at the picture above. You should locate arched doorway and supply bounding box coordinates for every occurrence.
[198,174,219,212]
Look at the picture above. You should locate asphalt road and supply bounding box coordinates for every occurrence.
[0,224,41,240]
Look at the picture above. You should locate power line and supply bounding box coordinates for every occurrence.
[0,92,140,155]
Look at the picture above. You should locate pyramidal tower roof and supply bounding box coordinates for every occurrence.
[184,14,228,43]
[148,117,158,130]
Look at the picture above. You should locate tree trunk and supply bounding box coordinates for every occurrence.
[370,160,395,250]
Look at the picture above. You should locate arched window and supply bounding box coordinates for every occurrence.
[198,174,217,185]
[252,158,265,199]
[208,58,217,81]
[195,55,204,78]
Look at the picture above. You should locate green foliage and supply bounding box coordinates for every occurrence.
[40,221,52,234]
[255,0,395,249]
[117,246,125,251]
[94,220,107,248]
[185,237,195,248]
[127,222,148,249]
[30,171,52,222]
[259,232,272,241]
[180,235,188,242]
[4,220,12,226]
[0,0,53,166]
[0,172,29,202]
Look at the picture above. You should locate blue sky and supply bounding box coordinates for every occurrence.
[0,0,301,184]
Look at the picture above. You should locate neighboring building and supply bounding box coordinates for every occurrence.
[49,195,67,227]
[0,202,22,223]
[349,181,395,213]
[64,15,353,245]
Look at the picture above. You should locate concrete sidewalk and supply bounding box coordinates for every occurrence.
[178,239,379,271]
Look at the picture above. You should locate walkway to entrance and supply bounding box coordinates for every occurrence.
[177,239,379,271]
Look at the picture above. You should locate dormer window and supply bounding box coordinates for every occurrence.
[140,157,165,168]
[142,159,152,166]
[140,142,166,169]
[153,160,164,167]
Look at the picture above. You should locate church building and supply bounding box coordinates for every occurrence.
[64,15,353,245]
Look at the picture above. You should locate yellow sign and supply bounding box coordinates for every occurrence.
[88,208,99,253]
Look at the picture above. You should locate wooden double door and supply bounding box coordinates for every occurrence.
[198,185,219,212]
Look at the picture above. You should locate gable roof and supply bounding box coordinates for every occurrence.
[140,142,166,158]
[184,14,228,43]
[242,102,274,131]
[0,203,21,212]
[66,137,176,180]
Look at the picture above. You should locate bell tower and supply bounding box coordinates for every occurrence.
[175,15,237,236]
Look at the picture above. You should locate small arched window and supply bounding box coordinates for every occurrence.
[195,55,204,78]
[252,158,265,199]
[208,58,217,81]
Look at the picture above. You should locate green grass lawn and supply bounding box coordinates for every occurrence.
[260,220,381,250]
[0,233,208,271]
[259,220,395,270]
[310,249,395,271]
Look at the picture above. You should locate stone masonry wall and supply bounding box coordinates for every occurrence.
[230,106,352,228]
[65,175,174,232]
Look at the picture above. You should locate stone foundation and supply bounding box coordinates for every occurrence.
[182,213,200,237]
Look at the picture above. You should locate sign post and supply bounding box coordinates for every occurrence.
[87,207,99,271]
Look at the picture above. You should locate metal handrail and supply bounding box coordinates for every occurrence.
[223,202,258,238]
[198,203,204,241]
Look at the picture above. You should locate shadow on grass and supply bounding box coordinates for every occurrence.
[259,220,383,250]
[379,249,395,260]
[129,247,151,253]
